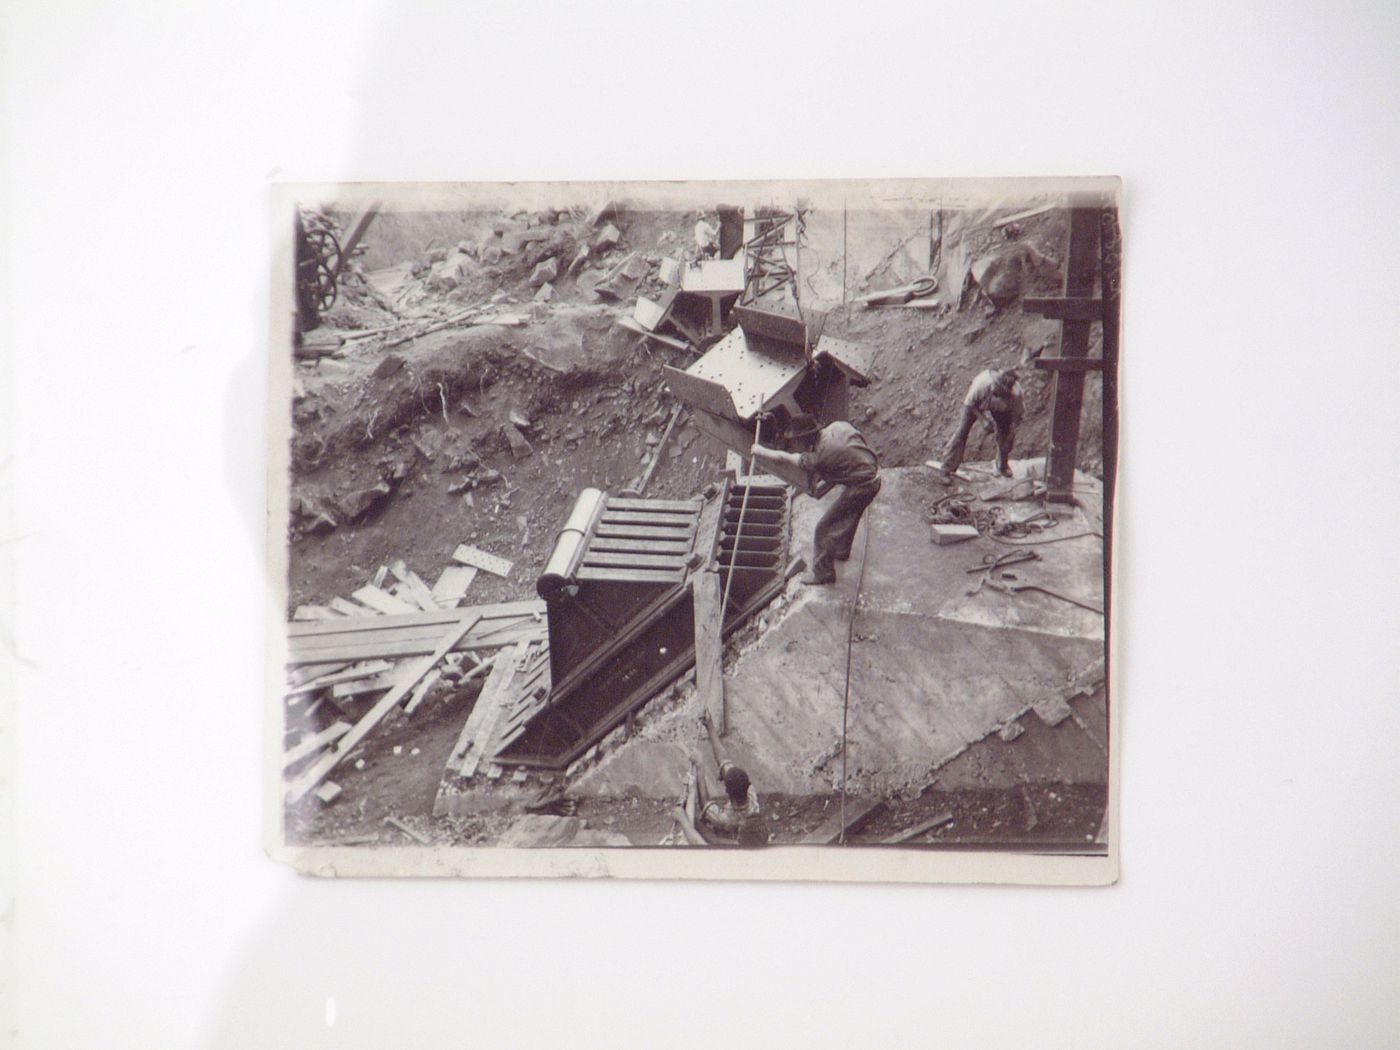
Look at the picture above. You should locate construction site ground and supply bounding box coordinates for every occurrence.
[283,201,1107,850]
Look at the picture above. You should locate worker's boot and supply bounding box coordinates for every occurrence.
[996,458,1013,478]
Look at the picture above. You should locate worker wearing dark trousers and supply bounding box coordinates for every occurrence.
[752,420,881,586]
[931,367,1022,483]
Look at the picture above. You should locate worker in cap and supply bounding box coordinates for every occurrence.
[751,420,881,586]
[928,356,1031,483]
[672,710,766,846]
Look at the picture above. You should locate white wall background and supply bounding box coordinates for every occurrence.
[4,1,1398,1047]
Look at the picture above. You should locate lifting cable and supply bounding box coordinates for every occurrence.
[716,416,764,735]
[838,508,874,844]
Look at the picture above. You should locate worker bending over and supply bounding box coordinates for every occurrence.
[672,711,766,846]
[930,365,1024,484]
[751,420,881,586]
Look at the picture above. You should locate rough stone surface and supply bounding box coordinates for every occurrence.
[335,481,392,522]
[529,256,559,288]
[594,222,621,253]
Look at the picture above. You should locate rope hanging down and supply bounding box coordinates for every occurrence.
[716,416,764,735]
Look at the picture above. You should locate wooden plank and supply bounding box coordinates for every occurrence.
[1033,356,1104,372]
[1045,207,1100,499]
[990,202,1055,228]
[881,811,954,845]
[447,654,511,774]
[581,551,689,569]
[287,662,351,688]
[452,543,514,578]
[289,601,543,637]
[475,640,534,764]
[332,670,403,698]
[1022,295,1104,321]
[403,669,442,715]
[593,523,697,537]
[352,584,417,615]
[799,797,886,845]
[290,617,538,653]
[293,604,343,621]
[600,510,698,526]
[285,660,394,696]
[604,497,701,513]
[288,623,546,666]
[576,567,686,585]
[282,721,351,769]
[389,560,439,611]
[330,596,379,617]
[691,573,725,728]
[430,565,477,606]
[385,815,430,845]
[458,641,527,777]
[586,537,693,555]
[287,615,482,802]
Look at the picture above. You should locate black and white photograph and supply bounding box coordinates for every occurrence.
[11,1,1400,1045]
[269,178,1120,882]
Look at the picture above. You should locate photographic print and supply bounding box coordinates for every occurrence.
[266,177,1120,884]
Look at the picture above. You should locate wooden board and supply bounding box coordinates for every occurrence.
[289,601,544,637]
[446,656,509,773]
[430,565,478,606]
[586,537,693,555]
[581,551,689,569]
[799,797,886,845]
[881,812,954,845]
[290,617,537,652]
[1021,295,1104,321]
[287,615,482,802]
[330,596,379,617]
[594,523,696,540]
[352,585,418,615]
[691,572,725,727]
[287,662,351,688]
[282,721,351,769]
[576,567,686,585]
[600,510,698,526]
[457,641,528,778]
[332,670,403,698]
[403,669,442,715]
[604,498,702,513]
[452,543,514,578]
[390,561,440,611]
[285,660,394,697]
[288,623,546,667]
[293,605,343,621]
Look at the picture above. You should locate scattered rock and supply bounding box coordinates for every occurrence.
[372,353,406,379]
[529,256,559,288]
[594,222,621,253]
[998,722,1025,742]
[533,281,554,302]
[509,408,532,431]
[504,423,534,459]
[335,481,393,522]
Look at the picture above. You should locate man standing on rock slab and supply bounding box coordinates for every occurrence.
[751,420,881,587]
[928,348,1040,485]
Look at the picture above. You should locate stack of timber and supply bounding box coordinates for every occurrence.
[434,638,553,817]
[282,545,539,805]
